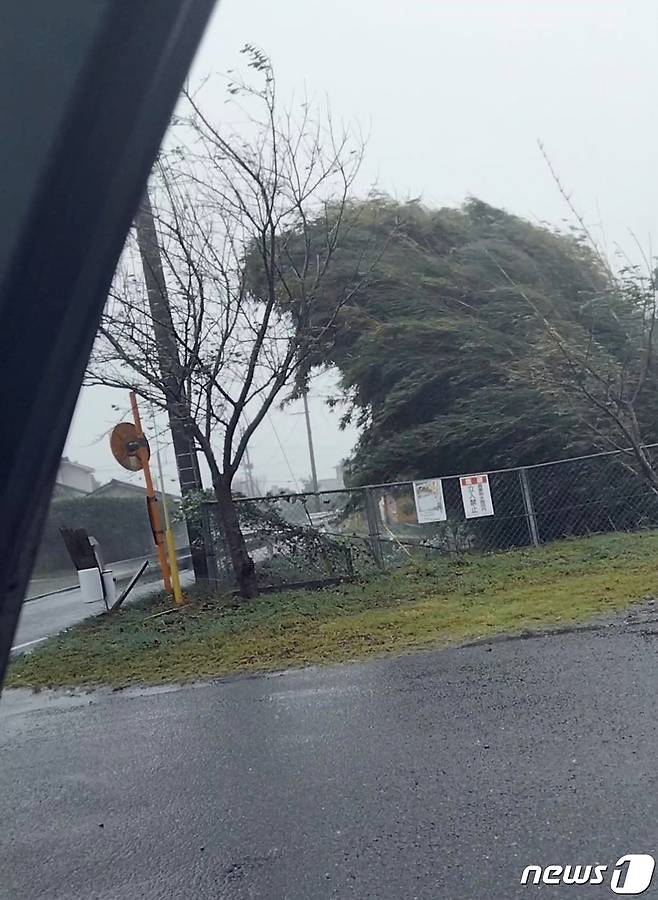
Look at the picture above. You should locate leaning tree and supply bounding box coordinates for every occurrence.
[260,196,658,486]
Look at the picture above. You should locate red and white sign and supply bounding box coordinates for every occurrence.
[460,474,494,518]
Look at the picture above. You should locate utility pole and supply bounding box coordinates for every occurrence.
[134,189,209,580]
[243,441,257,497]
[302,390,320,512]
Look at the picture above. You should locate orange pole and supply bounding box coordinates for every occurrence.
[130,391,171,592]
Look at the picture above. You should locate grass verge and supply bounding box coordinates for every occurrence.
[8,531,658,689]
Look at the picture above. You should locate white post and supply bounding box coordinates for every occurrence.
[78,567,104,604]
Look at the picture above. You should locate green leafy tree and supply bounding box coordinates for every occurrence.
[259,197,658,488]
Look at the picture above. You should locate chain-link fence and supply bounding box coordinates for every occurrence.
[202,489,381,591]
[201,446,658,592]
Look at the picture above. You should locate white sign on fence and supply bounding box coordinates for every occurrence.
[413,478,447,523]
[460,474,494,518]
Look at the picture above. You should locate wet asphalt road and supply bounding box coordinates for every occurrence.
[3,621,658,900]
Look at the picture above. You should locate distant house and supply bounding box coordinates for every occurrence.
[90,478,179,507]
[39,471,190,574]
[317,464,346,493]
[53,457,98,498]
[90,479,189,548]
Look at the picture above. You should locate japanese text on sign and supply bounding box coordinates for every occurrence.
[460,474,494,518]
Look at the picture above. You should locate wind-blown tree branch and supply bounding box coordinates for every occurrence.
[88,46,366,597]
[498,250,658,492]
[259,197,658,495]
[495,144,658,492]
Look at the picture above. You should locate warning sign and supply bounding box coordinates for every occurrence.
[412,478,447,523]
[460,474,494,519]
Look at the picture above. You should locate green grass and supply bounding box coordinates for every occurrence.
[9,531,658,689]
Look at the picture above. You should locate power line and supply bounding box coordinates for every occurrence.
[266,412,300,491]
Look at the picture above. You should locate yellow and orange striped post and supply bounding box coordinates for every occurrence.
[129,391,171,592]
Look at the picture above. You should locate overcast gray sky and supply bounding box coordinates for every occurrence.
[65,0,658,493]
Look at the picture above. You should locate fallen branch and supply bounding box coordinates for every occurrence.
[143,606,182,621]
[110,560,149,612]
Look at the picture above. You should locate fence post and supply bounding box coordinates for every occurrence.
[200,502,220,586]
[519,468,540,547]
[364,487,385,569]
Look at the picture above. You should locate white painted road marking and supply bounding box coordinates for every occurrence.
[10,636,49,652]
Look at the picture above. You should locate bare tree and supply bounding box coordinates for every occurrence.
[88,47,368,597]
[491,233,658,492]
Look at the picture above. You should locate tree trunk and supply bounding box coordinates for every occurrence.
[213,475,258,599]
